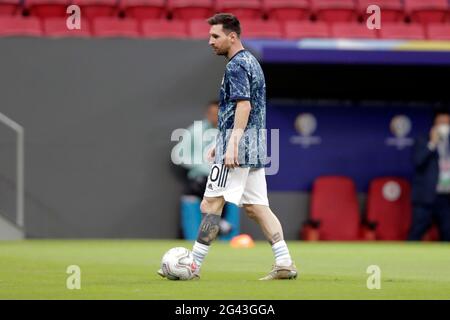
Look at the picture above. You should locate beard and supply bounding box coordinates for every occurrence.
[212,47,228,56]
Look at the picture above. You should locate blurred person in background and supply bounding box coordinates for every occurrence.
[174,101,239,240]
[409,108,450,241]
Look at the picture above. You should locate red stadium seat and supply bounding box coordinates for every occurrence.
[169,0,213,21]
[312,0,357,23]
[188,18,210,39]
[331,22,378,39]
[302,176,361,241]
[379,22,426,39]
[405,0,449,24]
[422,224,440,241]
[215,0,262,20]
[43,17,91,37]
[0,0,21,16]
[427,23,450,40]
[92,17,139,37]
[363,178,412,241]
[72,0,119,20]
[240,19,282,39]
[141,19,188,38]
[357,0,405,22]
[0,16,42,36]
[283,21,330,39]
[121,0,166,21]
[26,0,69,18]
[263,0,310,21]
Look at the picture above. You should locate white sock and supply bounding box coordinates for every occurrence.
[192,241,210,267]
[272,240,292,267]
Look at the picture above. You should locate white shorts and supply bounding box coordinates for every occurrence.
[204,164,269,207]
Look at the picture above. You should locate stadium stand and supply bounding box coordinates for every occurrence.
[0,0,448,39]
[405,0,449,24]
[188,18,210,38]
[357,0,405,23]
[43,16,92,36]
[379,22,426,39]
[71,0,119,20]
[91,16,140,37]
[26,0,69,18]
[169,0,213,21]
[0,15,42,36]
[330,21,378,39]
[215,0,262,20]
[121,0,167,21]
[141,19,187,37]
[0,0,21,15]
[188,19,216,39]
[240,19,282,39]
[263,0,311,21]
[283,20,330,39]
[312,0,358,23]
[302,176,361,241]
[427,23,450,40]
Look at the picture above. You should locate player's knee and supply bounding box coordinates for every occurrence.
[200,198,222,214]
[244,204,260,220]
[200,199,211,214]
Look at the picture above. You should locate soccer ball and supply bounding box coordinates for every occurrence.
[160,247,198,280]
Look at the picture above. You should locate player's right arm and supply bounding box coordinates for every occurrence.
[224,63,251,169]
[225,100,251,169]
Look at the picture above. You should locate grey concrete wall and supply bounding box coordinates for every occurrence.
[241,192,310,241]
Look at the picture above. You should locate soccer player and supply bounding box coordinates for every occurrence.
[160,13,297,280]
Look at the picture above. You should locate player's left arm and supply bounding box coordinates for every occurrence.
[225,100,251,169]
[225,64,251,168]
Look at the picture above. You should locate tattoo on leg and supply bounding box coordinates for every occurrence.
[197,214,221,245]
[270,232,282,245]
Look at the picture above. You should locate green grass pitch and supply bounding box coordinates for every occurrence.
[0,240,449,300]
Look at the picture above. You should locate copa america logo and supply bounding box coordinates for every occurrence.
[290,113,321,148]
[295,113,317,136]
[382,181,402,202]
[390,115,411,138]
[385,115,414,150]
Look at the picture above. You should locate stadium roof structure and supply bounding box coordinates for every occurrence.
[245,39,450,65]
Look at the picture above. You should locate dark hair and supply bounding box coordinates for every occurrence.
[433,107,450,122]
[207,13,241,37]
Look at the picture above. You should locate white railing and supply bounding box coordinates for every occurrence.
[0,112,24,228]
